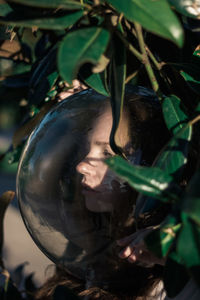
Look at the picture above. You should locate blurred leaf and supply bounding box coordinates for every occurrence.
[0,272,22,300]
[106,156,179,202]
[155,124,192,179]
[7,0,85,9]
[182,170,200,226]
[164,251,190,297]
[168,0,200,19]
[80,66,109,96]
[29,46,58,105]
[58,27,110,84]
[162,95,189,134]
[0,58,31,76]
[0,191,15,256]
[0,10,83,29]
[145,215,181,258]
[108,30,126,154]
[106,0,184,47]
[177,213,200,283]
[7,144,24,164]
[0,3,13,17]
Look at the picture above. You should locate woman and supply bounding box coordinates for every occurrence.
[17,86,170,299]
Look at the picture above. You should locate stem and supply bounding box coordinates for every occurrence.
[134,22,162,99]
[125,70,138,84]
[115,30,143,62]
[145,46,163,70]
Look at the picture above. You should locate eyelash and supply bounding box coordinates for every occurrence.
[103,149,113,157]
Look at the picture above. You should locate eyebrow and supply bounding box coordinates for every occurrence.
[95,141,110,146]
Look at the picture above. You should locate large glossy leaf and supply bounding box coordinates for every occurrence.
[58,27,110,84]
[168,0,200,19]
[164,251,190,297]
[106,0,184,47]
[154,124,192,178]
[106,156,179,202]
[162,95,189,135]
[0,10,83,29]
[145,215,181,258]
[7,0,84,9]
[108,31,126,154]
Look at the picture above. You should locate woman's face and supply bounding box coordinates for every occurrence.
[76,105,139,213]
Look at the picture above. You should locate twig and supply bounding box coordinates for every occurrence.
[115,29,143,62]
[134,22,162,99]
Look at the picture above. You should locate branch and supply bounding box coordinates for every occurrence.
[134,22,162,99]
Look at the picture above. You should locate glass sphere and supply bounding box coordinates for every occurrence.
[17,87,159,290]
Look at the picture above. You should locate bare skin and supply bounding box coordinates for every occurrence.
[117,227,166,266]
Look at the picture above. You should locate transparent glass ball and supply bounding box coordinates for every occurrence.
[17,87,158,289]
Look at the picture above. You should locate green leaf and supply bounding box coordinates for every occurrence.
[164,251,190,298]
[0,10,83,29]
[155,124,192,178]
[0,3,13,17]
[168,0,200,19]
[171,62,200,95]
[58,27,110,84]
[162,95,189,135]
[7,0,85,9]
[80,68,109,97]
[145,215,181,258]
[108,31,126,154]
[177,213,200,284]
[106,156,179,202]
[106,0,184,47]
[182,170,200,226]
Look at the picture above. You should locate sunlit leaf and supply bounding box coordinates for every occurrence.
[58,27,110,84]
[106,156,179,202]
[145,215,181,258]
[168,0,200,19]
[106,0,184,47]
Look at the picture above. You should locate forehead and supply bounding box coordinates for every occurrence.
[90,107,113,142]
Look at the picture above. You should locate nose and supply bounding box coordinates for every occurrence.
[76,158,96,176]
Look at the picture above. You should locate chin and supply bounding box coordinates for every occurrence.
[85,198,113,212]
